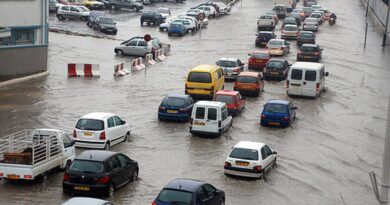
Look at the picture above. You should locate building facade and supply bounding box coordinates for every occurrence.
[0,0,48,78]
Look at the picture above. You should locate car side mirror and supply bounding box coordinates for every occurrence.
[325,72,329,76]
[248,53,251,56]
[114,22,117,25]
[272,151,277,155]
[122,120,126,124]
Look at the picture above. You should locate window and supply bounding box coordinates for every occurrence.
[114,116,123,126]
[69,160,104,173]
[13,29,34,45]
[62,133,74,148]
[291,69,303,80]
[76,119,104,131]
[0,37,11,46]
[109,157,121,170]
[163,97,188,107]
[187,72,212,83]
[195,107,205,119]
[229,148,259,160]
[207,108,217,120]
[265,145,273,156]
[127,40,137,46]
[158,189,193,204]
[138,40,147,47]
[261,147,267,160]
[222,108,227,121]
[264,103,287,113]
[61,6,70,11]
[305,70,317,81]
[108,117,115,128]
[197,188,208,201]
[117,155,128,168]
[204,184,216,195]
[70,7,79,12]
[237,76,257,83]
[217,69,222,79]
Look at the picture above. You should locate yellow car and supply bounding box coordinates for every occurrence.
[185,65,224,100]
[68,0,104,9]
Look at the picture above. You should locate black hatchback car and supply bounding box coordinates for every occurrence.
[140,10,165,26]
[255,31,276,48]
[297,31,316,46]
[63,150,139,197]
[263,59,290,80]
[297,44,323,62]
[282,17,297,28]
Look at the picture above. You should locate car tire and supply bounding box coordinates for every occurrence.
[159,28,164,32]
[272,158,277,168]
[168,32,172,36]
[57,14,65,21]
[220,200,225,205]
[111,4,116,10]
[140,21,144,26]
[123,132,130,142]
[104,142,110,150]
[36,172,48,183]
[132,6,137,12]
[130,169,139,182]
[107,183,115,197]
[80,16,87,21]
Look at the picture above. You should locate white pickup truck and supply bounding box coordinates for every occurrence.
[257,15,275,31]
[0,129,75,182]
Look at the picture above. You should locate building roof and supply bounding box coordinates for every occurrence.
[76,150,117,162]
[164,178,206,193]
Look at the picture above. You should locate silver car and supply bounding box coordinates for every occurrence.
[216,57,244,80]
[114,39,153,57]
[303,17,319,32]
[57,5,90,21]
[62,197,112,205]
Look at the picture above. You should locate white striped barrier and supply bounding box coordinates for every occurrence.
[131,57,145,71]
[68,63,100,78]
[114,62,129,77]
[155,49,166,61]
[146,53,156,65]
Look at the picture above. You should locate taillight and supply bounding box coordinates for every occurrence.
[159,106,166,111]
[255,82,260,89]
[0,172,3,177]
[233,68,240,72]
[314,52,320,56]
[73,130,77,138]
[224,161,231,168]
[24,175,32,179]
[282,116,290,121]
[218,120,221,128]
[152,201,157,205]
[286,80,289,88]
[99,132,106,140]
[97,175,110,184]
[254,165,262,172]
[261,114,266,119]
[249,58,254,63]
[63,173,69,182]
[316,83,320,91]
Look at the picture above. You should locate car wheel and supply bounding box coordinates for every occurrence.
[159,28,163,32]
[111,4,116,10]
[123,132,130,142]
[80,16,87,21]
[107,183,115,197]
[235,110,239,117]
[272,158,277,168]
[220,200,225,205]
[132,6,137,12]
[104,142,110,150]
[36,172,48,183]
[168,32,172,36]
[57,14,64,21]
[131,169,139,182]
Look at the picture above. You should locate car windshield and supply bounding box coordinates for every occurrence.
[100,18,114,24]
[229,148,259,160]
[300,32,313,38]
[157,189,193,204]
[218,60,237,67]
[188,72,211,83]
[158,8,169,14]
[163,97,187,107]
[215,95,234,104]
[284,26,297,31]
[69,160,104,173]
[284,18,296,23]
[76,119,104,131]
[267,61,284,69]
[264,103,287,113]
[237,76,257,83]
[301,46,319,52]
[260,15,272,19]
[306,18,317,23]
[251,52,268,59]
[268,40,282,46]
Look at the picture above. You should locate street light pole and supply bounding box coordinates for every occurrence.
[382,0,390,46]
[380,96,390,205]
[364,0,370,48]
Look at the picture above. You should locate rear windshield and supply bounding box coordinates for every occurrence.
[258,33,272,38]
[188,72,212,83]
[157,189,193,204]
[69,160,104,173]
[305,70,317,81]
[291,69,303,80]
[267,61,284,69]
[76,119,104,131]
[237,76,257,83]
[284,26,297,31]
[218,60,237,67]
[251,52,269,59]
[215,95,234,104]
[163,97,187,107]
[268,40,282,46]
[299,32,313,38]
[284,18,296,24]
[229,148,259,160]
[311,14,321,18]
[301,46,319,52]
[100,18,114,25]
[306,18,318,23]
[260,15,272,19]
[264,103,287,113]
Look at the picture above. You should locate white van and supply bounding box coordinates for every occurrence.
[287,62,328,98]
[190,101,232,136]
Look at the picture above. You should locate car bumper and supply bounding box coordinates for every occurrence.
[287,89,319,98]
[303,26,318,31]
[281,34,298,39]
[269,50,284,56]
[263,72,286,79]
[224,167,262,178]
[185,92,214,100]
[297,55,321,62]
[74,140,106,149]
[261,119,289,127]
[63,182,108,196]
[158,112,190,121]
[190,126,220,136]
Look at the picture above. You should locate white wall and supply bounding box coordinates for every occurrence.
[0,0,43,27]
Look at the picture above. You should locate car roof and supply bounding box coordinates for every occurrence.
[269,39,284,42]
[76,150,117,162]
[239,72,259,77]
[267,99,290,105]
[62,197,109,205]
[164,178,206,192]
[195,101,226,107]
[216,90,239,96]
[218,57,238,61]
[301,44,319,47]
[268,58,285,62]
[80,112,114,120]
[191,64,220,72]
[291,62,324,70]
[234,141,265,150]
[259,31,273,34]
[251,50,269,54]
[166,94,189,99]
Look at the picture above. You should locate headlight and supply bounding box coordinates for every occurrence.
[100,26,105,29]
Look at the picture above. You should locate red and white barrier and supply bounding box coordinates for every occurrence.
[114,62,129,77]
[131,57,145,71]
[68,63,100,77]
[145,53,156,65]
[154,49,166,61]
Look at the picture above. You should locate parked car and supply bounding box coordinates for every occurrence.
[152,178,225,205]
[160,18,196,33]
[194,2,221,16]
[158,94,194,122]
[62,150,138,197]
[224,141,277,179]
[67,0,104,10]
[185,65,224,100]
[140,10,165,26]
[234,72,264,97]
[96,0,111,8]
[282,17,297,28]
[297,44,323,62]
[247,50,270,70]
[288,14,302,26]
[302,6,313,17]
[287,62,328,98]
[107,0,143,11]
[273,4,287,19]
[265,11,279,24]
[297,31,316,46]
[49,0,62,12]
[62,197,113,205]
[303,17,319,31]
[115,39,155,56]
[257,15,275,31]
[214,90,245,116]
[291,8,305,20]
[261,100,296,127]
[73,112,131,150]
[281,24,300,40]
[157,7,171,18]
[216,57,244,80]
[310,12,323,24]
[263,59,290,80]
[193,5,217,18]
[214,1,230,15]
[311,4,322,11]
[168,22,187,36]
[90,16,117,35]
[190,101,232,136]
[0,129,75,182]
[57,5,90,21]
[87,10,104,26]
[267,39,290,56]
[121,36,162,48]
[304,0,317,7]
[255,31,276,48]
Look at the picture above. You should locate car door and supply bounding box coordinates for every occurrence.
[220,107,231,131]
[61,6,70,18]
[113,116,125,142]
[288,103,296,120]
[206,107,219,133]
[106,117,116,143]
[108,156,125,187]
[197,186,211,205]
[136,40,147,56]
[117,154,132,183]
[288,68,303,94]
[203,184,221,205]
[69,6,80,19]
[124,40,138,55]
[237,93,245,111]
[258,73,264,91]
[264,145,275,170]
[260,146,272,172]
[302,69,317,95]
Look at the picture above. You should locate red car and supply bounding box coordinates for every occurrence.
[214,90,245,116]
[247,50,270,71]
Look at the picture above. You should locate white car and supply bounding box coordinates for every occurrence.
[310,12,323,24]
[195,5,217,18]
[224,141,277,178]
[62,197,112,205]
[159,18,196,33]
[73,112,131,150]
[281,24,299,40]
[157,7,171,18]
[214,2,230,15]
[303,17,319,31]
[267,39,290,56]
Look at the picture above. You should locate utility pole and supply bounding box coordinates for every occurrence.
[364,0,370,48]
[380,96,390,204]
[382,0,390,46]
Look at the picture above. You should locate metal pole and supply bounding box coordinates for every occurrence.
[364,0,369,48]
[380,96,390,205]
[382,0,390,46]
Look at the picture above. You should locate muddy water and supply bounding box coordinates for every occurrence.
[1,0,390,204]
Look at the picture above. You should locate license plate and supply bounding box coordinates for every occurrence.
[291,84,301,87]
[261,42,267,45]
[236,161,249,166]
[304,56,311,59]
[271,72,279,75]
[167,110,178,114]
[255,60,263,63]
[269,122,280,126]
[74,186,90,191]
[242,85,252,89]
[193,121,205,126]
[84,132,92,136]
[7,174,20,179]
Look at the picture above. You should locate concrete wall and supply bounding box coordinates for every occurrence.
[363,0,390,35]
[0,0,43,27]
[0,46,47,76]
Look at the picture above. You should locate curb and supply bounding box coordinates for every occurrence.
[49,28,123,41]
[0,71,49,88]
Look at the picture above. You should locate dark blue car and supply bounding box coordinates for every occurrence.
[152,178,225,205]
[168,22,186,37]
[260,99,297,127]
[158,94,194,122]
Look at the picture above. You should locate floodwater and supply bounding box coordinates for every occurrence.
[1,0,390,204]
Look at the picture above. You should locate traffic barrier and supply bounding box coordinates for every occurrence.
[114,62,129,76]
[155,49,166,61]
[68,63,100,77]
[145,53,156,65]
[131,57,145,71]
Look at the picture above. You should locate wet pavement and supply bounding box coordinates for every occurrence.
[1,0,390,204]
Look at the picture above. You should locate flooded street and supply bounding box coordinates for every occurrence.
[1,0,390,204]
